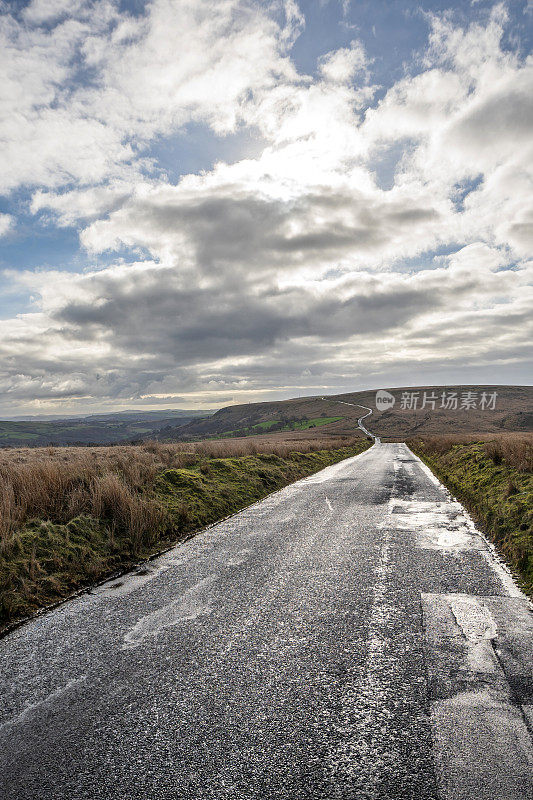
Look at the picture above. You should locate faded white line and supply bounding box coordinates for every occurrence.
[411,453,442,488]
[0,677,86,732]
[322,525,396,784]
[123,574,216,649]
[301,447,374,485]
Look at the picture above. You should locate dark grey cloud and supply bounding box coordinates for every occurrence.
[85,187,442,275]
[1,5,532,415]
[52,265,441,365]
[1,247,529,412]
[448,84,533,153]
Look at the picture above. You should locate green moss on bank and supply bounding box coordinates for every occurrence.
[409,440,533,594]
[0,443,369,631]
[156,449,358,531]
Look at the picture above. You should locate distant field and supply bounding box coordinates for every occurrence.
[410,433,532,595]
[0,410,213,447]
[2,386,529,448]
[210,415,344,438]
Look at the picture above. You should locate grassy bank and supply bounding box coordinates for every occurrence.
[409,435,533,594]
[0,438,369,630]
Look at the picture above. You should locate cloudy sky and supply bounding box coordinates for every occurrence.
[0,0,532,415]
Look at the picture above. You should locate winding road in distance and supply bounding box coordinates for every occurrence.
[1,442,532,799]
[326,398,381,443]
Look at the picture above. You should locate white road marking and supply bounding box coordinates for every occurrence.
[123,574,216,649]
[323,524,397,785]
[0,677,86,732]
[301,447,373,484]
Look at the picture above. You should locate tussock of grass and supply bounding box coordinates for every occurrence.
[0,439,369,630]
[409,435,533,594]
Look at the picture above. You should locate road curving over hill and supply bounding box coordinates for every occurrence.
[0,444,532,799]
[320,396,381,443]
[340,400,381,443]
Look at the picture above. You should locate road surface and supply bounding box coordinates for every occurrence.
[339,401,381,443]
[320,396,381,443]
[1,444,532,799]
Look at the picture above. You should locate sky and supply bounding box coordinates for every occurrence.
[0,0,532,416]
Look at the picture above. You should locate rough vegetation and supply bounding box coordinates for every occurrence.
[409,434,533,594]
[167,385,533,442]
[0,437,369,630]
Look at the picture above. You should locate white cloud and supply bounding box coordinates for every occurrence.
[318,40,368,83]
[23,0,90,25]
[30,183,134,226]
[0,213,14,237]
[0,0,302,193]
[0,2,532,411]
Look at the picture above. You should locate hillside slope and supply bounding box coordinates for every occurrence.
[0,410,213,447]
[160,385,532,441]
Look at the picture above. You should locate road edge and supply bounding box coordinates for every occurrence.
[0,443,375,641]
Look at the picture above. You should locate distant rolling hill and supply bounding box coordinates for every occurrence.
[0,409,214,447]
[2,387,530,447]
[159,385,532,442]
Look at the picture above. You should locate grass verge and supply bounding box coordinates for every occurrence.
[408,435,532,595]
[0,440,370,631]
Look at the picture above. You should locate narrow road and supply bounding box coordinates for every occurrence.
[331,399,381,443]
[319,395,380,442]
[1,445,532,800]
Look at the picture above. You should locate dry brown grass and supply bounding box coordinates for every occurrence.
[0,435,358,542]
[0,435,368,627]
[408,432,533,472]
[483,437,533,473]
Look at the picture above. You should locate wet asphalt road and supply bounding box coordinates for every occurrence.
[1,443,532,800]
